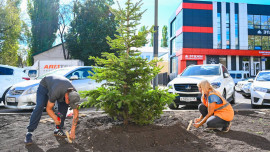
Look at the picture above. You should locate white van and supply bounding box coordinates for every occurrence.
[229,71,250,84]
[0,65,30,104]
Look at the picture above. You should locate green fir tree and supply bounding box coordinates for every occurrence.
[80,0,176,125]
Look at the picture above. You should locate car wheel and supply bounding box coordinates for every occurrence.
[230,91,235,104]
[2,87,11,105]
[169,103,178,109]
[251,100,259,109]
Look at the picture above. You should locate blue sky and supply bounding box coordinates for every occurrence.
[20,0,270,46]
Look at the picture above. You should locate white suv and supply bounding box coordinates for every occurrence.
[167,64,235,109]
[0,65,29,104]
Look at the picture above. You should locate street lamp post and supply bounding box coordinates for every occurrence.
[153,0,159,89]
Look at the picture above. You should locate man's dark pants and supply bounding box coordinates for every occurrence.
[27,85,69,132]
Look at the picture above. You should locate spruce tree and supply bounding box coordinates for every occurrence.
[81,0,175,125]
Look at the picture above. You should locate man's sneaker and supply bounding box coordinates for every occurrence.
[54,129,67,138]
[222,122,232,132]
[25,133,33,145]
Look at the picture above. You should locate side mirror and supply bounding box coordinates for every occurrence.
[248,79,254,82]
[224,73,230,78]
[70,75,79,80]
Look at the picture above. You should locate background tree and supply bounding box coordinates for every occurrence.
[161,25,168,47]
[58,3,73,59]
[0,0,22,66]
[138,25,148,46]
[150,25,154,47]
[27,0,59,65]
[65,0,117,65]
[81,0,175,125]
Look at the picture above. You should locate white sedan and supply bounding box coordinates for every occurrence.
[5,66,104,109]
[250,71,270,108]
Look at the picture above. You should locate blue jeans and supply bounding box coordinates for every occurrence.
[198,103,229,128]
[27,85,68,132]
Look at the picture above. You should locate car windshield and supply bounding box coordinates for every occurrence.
[37,68,72,79]
[256,72,270,81]
[181,65,220,76]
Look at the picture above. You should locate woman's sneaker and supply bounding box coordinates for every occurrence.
[54,129,67,138]
[25,133,33,145]
[222,122,232,132]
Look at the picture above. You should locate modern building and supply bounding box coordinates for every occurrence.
[169,0,270,78]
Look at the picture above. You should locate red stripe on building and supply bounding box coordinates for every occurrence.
[183,3,213,10]
[180,48,270,57]
[182,26,213,33]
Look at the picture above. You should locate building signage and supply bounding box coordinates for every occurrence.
[249,29,270,35]
[183,55,204,60]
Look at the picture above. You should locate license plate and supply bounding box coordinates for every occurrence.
[180,97,197,102]
[6,97,16,102]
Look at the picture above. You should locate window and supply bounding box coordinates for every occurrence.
[171,57,178,74]
[146,55,151,60]
[176,11,183,32]
[175,34,183,51]
[0,67,13,75]
[255,36,262,50]
[170,19,175,37]
[248,35,255,50]
[248,15,254,29]
[235,14,239,49]
[171,38,176,54]
[66,68,93,80]
[226,13,230,49]
[254,15,260,29]
[261,15,268,29]
[262,36,269,50]
[217,13,221,49]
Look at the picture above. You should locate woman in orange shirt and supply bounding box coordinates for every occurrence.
[193,80,234,132]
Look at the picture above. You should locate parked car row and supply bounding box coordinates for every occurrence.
[4,66,104,109]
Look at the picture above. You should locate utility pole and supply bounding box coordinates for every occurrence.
[153,0,159,89]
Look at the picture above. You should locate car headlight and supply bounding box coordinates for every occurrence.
[243,83,251,89]
[211,82,221,89]
[253,87,270,93]
[23,85,38,95]
[167,83,173,89]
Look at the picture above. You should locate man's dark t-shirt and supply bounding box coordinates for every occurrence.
[40,75,76,103]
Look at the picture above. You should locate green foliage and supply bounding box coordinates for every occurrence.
[27,0,59,64]
[65,0,117,65]
[0,0,22,66]
[81,0,176,125]
[161,25,168,47]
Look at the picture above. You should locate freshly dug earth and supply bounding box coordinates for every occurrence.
[0,109,269,152]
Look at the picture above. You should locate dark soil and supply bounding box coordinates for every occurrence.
[0,109,269,152]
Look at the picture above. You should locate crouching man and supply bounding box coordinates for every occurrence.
[25,75,80,145]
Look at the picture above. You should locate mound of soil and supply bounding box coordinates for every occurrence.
[0,110,269,152]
